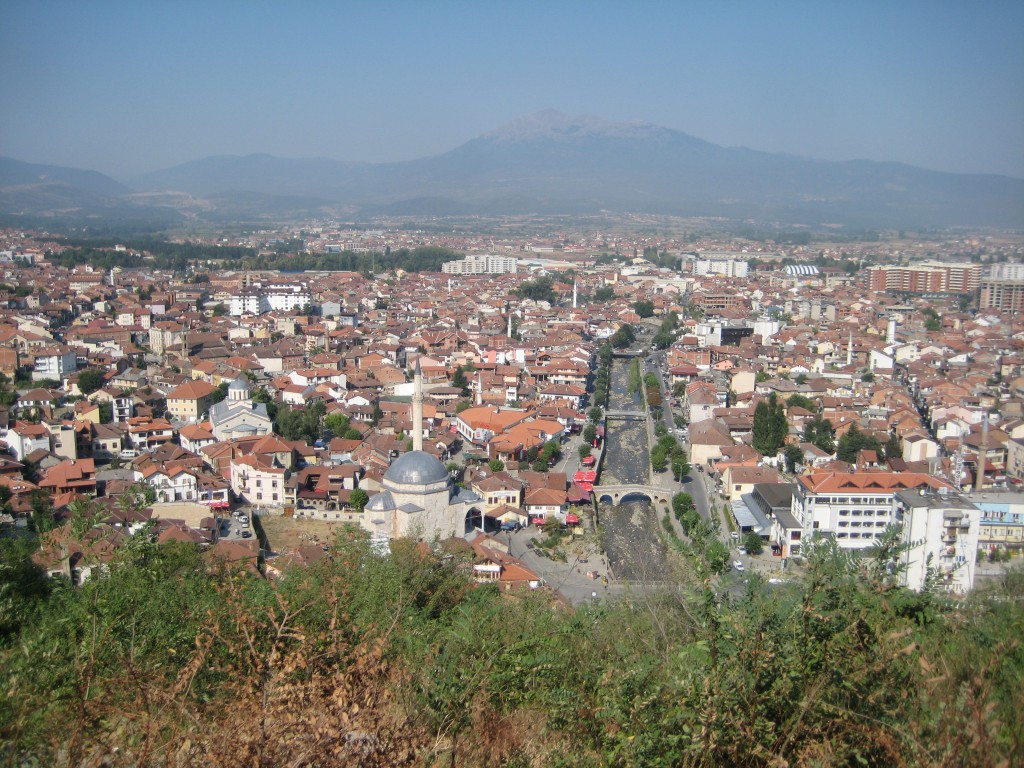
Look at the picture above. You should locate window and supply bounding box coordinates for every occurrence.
[256,480,262,488]
[256,493,263,501]
[272,494,278,501]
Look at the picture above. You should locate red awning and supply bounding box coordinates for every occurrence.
[566,513,580,524]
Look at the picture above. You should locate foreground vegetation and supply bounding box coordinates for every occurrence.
[0,530,1021,767]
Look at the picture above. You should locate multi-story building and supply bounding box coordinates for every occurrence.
[265,285,312,312]
[229,290,268,316]
[894,490,981,594]
[166,379,218,423]
[970,491,1024,553]
[32,345,77,381]
[867,261,982,294]
[989,263,1024,280]
[441,254,518,275]
[693,256,749,278]
[231,454,289,508]
[786,470,953,556]
[979,278,1024,312]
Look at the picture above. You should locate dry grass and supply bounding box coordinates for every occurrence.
[259,515,351,554]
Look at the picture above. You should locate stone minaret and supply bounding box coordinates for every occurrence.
[846,331,853,367]
[572,279,578,309]
[413,359,424,452]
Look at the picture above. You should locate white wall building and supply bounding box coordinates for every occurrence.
[442,254,518,275]
[894,490,980,594]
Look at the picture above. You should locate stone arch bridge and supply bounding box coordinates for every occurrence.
[595,485,673,513]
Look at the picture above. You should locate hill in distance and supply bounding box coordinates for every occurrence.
[3,111,1023,229]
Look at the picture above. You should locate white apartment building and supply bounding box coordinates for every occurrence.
[787,470,953,556]
[989,263,1024,281]
[692,257,749,278]
[229,291,269,316]
[32,346,77,381]
[265,285,312,312]
[442,254,518,275]
[894,490,980,594]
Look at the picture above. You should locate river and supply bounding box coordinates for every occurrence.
[599,353,669,582]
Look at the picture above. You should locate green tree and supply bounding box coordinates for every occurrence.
[323,412,350,437]
[633,299,655,318]
[783,443,804,473]
[742,531,764,555]
[804,415,836,453]
[786,393,816,412]
[583,423,597,445]
[349,488,369,514]
[752,393,788,456]
[488,459,505,473]
[705,539,730,574]
[836,423,884,464]
[884,432,902,460]
[28,489,55,533]
[588,406,603,424]
[578,444,592,460]
[76,368,106,395]
[451,367,469,397]
[592,286,615,302]
[98,402,113,424]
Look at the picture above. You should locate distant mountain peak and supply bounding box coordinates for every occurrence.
[482,109,668,142]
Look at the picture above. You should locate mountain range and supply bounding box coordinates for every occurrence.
[2,110,1022,230]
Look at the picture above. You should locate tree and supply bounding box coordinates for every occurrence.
[752,393,788,456]
[324,412,350,437]
[786,393,816,412]
[583,424,597,446]
[451,367,469,397]
[633,299,655,318]
[28,489,55,533]
[592,286,615,303]
[804,415,836,454]
[488,459,505,473]
[209,381,229,406]
[885,432,902,460]
[349,488,369,514]
[98,402,113,424]
[578,444,592,460]
[588,406,604,424]
[836,423,884,464]
[742,531,764,555]
[783,443,804,474]
[705,539,730,574]
[76,368,105,395]
[609,324,636,349]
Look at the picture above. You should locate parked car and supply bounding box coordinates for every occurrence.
[733,560,745,572]
[500,521,521,532]
[241,530,252,538]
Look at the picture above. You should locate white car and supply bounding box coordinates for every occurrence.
[733,560,745,572]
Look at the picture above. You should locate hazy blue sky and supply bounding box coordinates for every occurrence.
[2,1,1022,179]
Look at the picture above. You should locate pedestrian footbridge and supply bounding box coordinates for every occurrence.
[594,484,672,512]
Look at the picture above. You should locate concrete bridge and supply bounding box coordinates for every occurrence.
[605,409,647,421]
[594,484,673,513]
[611,349,645,358]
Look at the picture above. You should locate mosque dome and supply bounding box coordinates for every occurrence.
[365,490,396,513]
[383,450,449,487]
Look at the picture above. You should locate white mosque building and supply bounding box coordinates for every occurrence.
[362,363,484,542]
